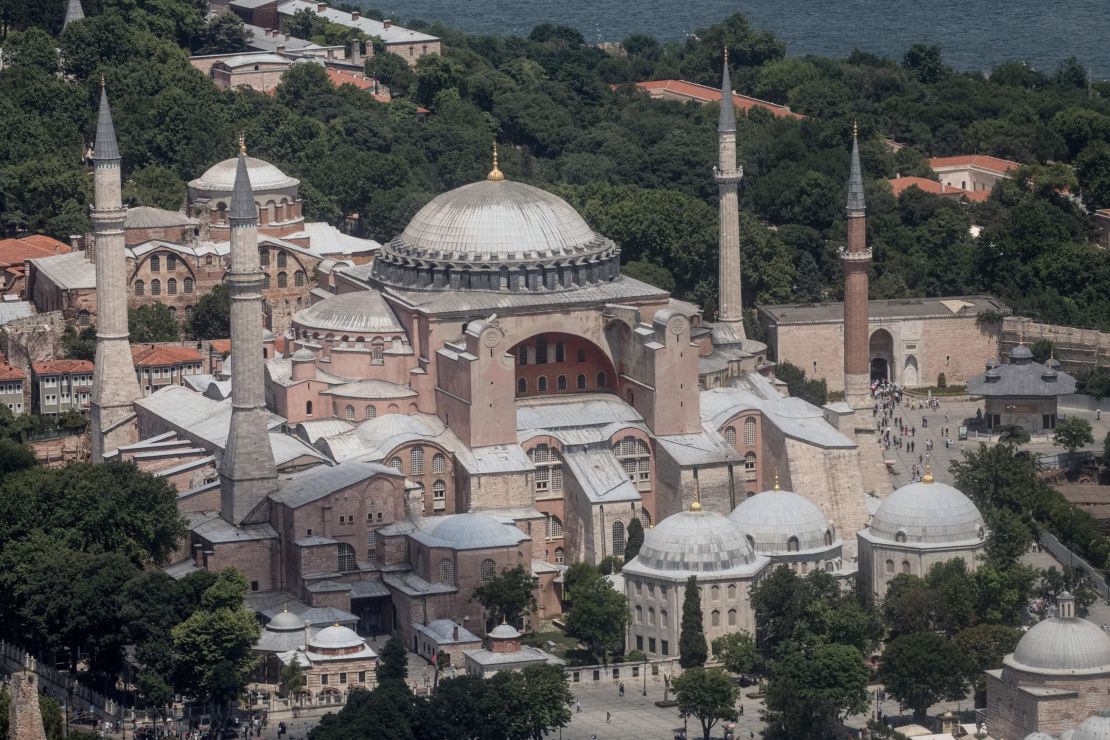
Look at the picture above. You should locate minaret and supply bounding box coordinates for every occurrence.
[842,123,872,409]
[715,49,745,339]
[89,80,142,462]
[220,136,278,525]
[63,0,85,29]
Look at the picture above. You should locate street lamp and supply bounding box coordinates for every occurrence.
[642,655,648,696]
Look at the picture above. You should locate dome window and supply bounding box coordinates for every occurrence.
[895,530,907,543]
[824,529,833,547]
[787,536,800,552]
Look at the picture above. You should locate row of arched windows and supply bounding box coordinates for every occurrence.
[134,277,194,296]
[517,372,607,396]
[885,559,912,575]
[634,606,669,626]
[262,271,305,289]
[723,418,758,447]
[381,446,447,476]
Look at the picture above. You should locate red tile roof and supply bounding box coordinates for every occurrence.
[888,176,987,201]
[326,69,390,103]
[32,359,94,374]
[632,80,804,119]
[928,155,1020,175]
[131,344,204,367]
[209,339,232,354]
[0,362,25,381]
[0,236,72,267]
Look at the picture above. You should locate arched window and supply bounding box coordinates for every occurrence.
[365,405,375,420]
[480,559,496,584]
[825,530,833,547]
[529,444,562,494]
[151,279,161,296]
[557,375,567,390]
[150,255,160,272]
[615,436,651,486]
[263,274,271,289]
[169,306,177,321]
[294,270,305,287]
[134,280,145,296]
[410,446,424,475]
[902,560,911,574]
[372,340,384,362]
[895,531,907,543]
[611,520,626,557]
[306,400,313,415]
[167,278,177,295]
[184,305,193,321]
[577,374,586,390]
[277,251,287,268]
[725,427,736,446]
[648,607,655,625]
[744,418,756,446]
[337,543,356,572]
[537,376,548,392]
[438,558,454,585]
[388,457,402,471]
[546,514,563,539]
[184,277,194,293]
[554,546,565,564]
[518,344,528,365]
[78,310,90,326]
[787,536,800,552]
[277,272,288,288]
[727,584,736,600]
[167,254,176,271]
[596,371,607,388]
[260,249,270,266]
[344,405,354,421]
[710,585,720,600]
[744,451,757,481]
[640,509,652,527]
[517,378,527,395]
[635,606,642,623]
[728,609,737,626]
[660,609,668,627]
[432,480,446,510]
[885,560,895,574]
[432,453,446,473]
[711,610,720,627]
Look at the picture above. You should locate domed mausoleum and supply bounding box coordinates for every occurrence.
[188,152,305,239]
[986,593,1110,739]
[623,502,770,659]
[276,623,379,707]
[856,471,986,597]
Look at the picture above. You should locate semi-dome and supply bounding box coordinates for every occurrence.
[370,174,622,293]
[293,290,403,335]
[189,155,300,192]
[308,624,364,651]
[729,485,836,554]
[268,609,305,632]
[1010,616,1110,674]
[1075,710,1110,740]
[868,476,985,545]
[626,508,765,576]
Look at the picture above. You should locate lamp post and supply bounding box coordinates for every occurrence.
[642,655,648,696]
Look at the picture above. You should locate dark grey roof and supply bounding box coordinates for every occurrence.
[94,86,120,161]
[760,295,1009,325]
[64,0,84,27]
[229,153,256,221]
[718,55,735,133]
[847,133,866,212]
[967,350,1077,397]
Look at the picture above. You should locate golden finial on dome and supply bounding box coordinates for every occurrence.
[487,142,505,182]
[690,500,702,511]
[723,46,729,66]
[922,463,935,484]
[853,119,858,139]
[239,132,247,156]
[773,470,781,491]
[99,74,106,91]
[691,477,702,511]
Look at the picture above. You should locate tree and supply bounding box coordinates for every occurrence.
[365,52,416,94]
[773,361,827,407]
[953,624,1022,706]
[679,575,708,668]
[1076,141,1110,211]
[1054,416,1094,466]
[793,249,823,302]
[622,261,675,292]
[129,304,180,343]
[414,54,462,107]
[472,565,538,628]
[996,424,1031,445]
[2,28,59,74]
[672,667,737,740]
[1030,338,1056,363]
[490,664,574,740]
[902,44,950,83]
[710,631,760,676]
[123,165,187,211]
[762,644,869,739]
[377,637,408,683]
[0,439,37,477]
[190,283,231,340]
[62,326,97,361]
[280,655,307,702]
[879,633,969,722]
[196,12,250,55]
[623,517,644,562]
[561,561,600,604]
[563,573,629,660]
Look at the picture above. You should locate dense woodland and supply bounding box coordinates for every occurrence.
[4,1,1110,331]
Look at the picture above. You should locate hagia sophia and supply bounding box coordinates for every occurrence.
[66,57,1109,734]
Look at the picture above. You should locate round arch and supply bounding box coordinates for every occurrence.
[869,329,895,384]
[507,331,618,400]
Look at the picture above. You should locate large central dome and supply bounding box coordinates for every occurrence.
[371,175,621,293]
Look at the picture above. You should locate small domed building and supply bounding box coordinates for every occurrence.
[986,593,1110,739]
[188,153,305,240]
[623,502,770,659]
[856,471,987,598]
[968,343,1077,435]
[728,478,848,578]
[278,623,379,707]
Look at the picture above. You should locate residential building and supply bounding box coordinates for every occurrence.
[929,154,1020,196]
[0,358,26,416]
[0,235,71,297]
[132,344,206,396]
[888,175,989,203]
[277,1,441,65]
[31,359,94,415]
[631,79,803,119]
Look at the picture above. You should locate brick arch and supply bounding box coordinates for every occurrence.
[130,251,198,284]
[508,331,617,399]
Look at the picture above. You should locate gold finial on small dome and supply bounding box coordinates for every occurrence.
[487,142,505,182]
[99,74,106,91]
[853,119,858,138]
[922,463,935,484]
[690,500,702,512]
[239,132,247,156]
[723,46,729,66]
[773,471,781,492]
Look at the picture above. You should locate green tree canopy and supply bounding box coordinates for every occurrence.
[190,282,230,340]
[710,631,760,676]
[563,571,629,659]
[129,304,180,342]
[762,643,870,739]
[672,667,738,740]
[679,575,708,668]
[377,637,408,684]
[879,632,969,722]
[624,517,644,562]
[471,564,538,628]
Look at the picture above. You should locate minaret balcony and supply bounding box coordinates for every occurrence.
[714,167,743,184]
[838,247,872,261]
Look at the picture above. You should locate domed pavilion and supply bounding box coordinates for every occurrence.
[188,151,305,239]
[277,622,379,707]
[986,593,1110,739]
[968,342,1077,436]
[856,470,987,597]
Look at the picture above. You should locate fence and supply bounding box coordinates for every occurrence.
[0,640,119,720]
[1038,531,1110,602]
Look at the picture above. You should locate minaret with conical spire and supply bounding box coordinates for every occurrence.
[63,0,85,29]
[89,80,142,462]
[220,136,278,525]
[842,122,872,408]
[715,48,745,338]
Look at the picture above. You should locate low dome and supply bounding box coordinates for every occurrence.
[489,623,522,639]
[1075,710,1110,740]
[291,348,315,361]
[1011,344,1034,363]
[190,155,300,192]
[627,508,764,576]
[308,624,364,651]
[1011,617,1110,674]
[412,513,529,550]
[729,487,836,554]
[268,609,305,632]
[293,290,403,334]
[868,478,985,545]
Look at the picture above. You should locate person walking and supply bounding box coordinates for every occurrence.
[606,711,611,724]
[576,700,581,713]
[619,682,624,697]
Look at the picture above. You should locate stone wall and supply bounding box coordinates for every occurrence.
[7,672,46,740]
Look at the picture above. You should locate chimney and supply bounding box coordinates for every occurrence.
[276,44,286,54]
[453,624,459,640]
[351,11,359,20]
[383,19,392,29]
[350,38,362,65]
[317,2,327,11]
